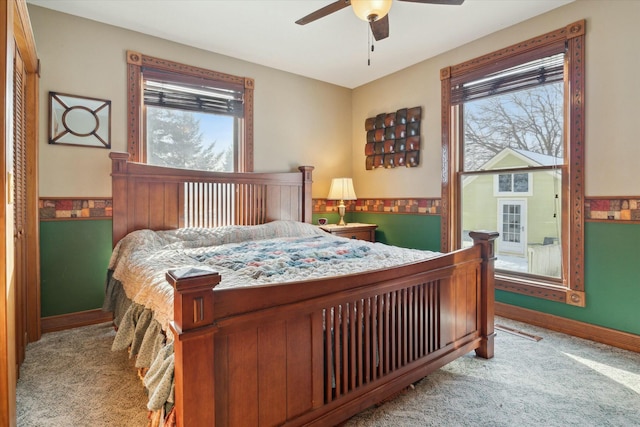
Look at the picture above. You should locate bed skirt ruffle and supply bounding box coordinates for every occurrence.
[102,271,176,426]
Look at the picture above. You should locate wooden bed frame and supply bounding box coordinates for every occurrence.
[109,152,498,427]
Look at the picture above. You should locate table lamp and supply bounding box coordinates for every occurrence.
[327,178,357,226]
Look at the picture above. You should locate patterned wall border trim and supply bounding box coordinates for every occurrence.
[314,197,640,222]
[585,197,640,222]
[38,196,639,222]
[39,198,112,220]
[314,198,441,215]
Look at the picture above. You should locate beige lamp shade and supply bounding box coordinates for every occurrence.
[327,178,357,201]
[351,0,393,22]
[327,178,356,226]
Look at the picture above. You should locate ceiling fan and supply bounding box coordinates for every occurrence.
[295,0,465,41]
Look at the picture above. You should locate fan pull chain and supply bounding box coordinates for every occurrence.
[368,26,371,66]
[367,25,375,66]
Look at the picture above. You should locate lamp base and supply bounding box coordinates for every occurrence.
[337,201,346,225]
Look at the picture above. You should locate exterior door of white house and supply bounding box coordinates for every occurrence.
[497,199,527,255]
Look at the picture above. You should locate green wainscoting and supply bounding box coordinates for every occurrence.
[314,213,639,335]
[313,212,441,251]
[497,222,640,336]
[352,212,441,251]
[40,219,112,317]
[39,216,639,337]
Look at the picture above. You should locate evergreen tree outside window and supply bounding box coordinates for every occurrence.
[145,107,234,172]
[143,69,243,172]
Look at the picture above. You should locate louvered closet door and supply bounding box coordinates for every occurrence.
[13,44,28,370]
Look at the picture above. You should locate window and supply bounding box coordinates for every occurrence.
[127,51,254,171]
[441,21,586,306]
[495,173,532,196]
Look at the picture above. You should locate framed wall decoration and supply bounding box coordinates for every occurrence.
[364,106,421,170]
[49,92,111,148]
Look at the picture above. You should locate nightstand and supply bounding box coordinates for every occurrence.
[318,223,378,242]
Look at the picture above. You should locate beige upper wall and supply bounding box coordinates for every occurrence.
[352,0,640,198]
[30,0,640,200]
[29,5,352,199]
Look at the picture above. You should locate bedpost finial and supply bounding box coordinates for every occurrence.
[110,152,130,173]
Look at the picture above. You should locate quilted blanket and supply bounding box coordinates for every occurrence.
[109,220,439,332]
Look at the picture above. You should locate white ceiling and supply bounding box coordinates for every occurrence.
[27,0,574,89]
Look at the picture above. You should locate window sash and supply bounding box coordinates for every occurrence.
[461,169,562,281]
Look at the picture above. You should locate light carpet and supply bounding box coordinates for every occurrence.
[16,317,640,426]
[16,322,148,426]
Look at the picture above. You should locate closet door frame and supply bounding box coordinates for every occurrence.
[1,1,39,425]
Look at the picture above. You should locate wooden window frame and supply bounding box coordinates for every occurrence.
[440,20,586,306]
[126,50,254,171]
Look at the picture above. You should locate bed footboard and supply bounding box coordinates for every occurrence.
[168,232,498,427]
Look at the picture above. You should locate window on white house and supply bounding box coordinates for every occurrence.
[495,173,532,196]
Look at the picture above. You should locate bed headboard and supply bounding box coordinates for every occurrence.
[109,152,314,247]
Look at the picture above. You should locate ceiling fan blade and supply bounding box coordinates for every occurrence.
[370,15,389,41]
[398,0,465,5]
[295,0,351,25]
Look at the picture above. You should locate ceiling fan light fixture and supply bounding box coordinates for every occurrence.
[351,0,393,22]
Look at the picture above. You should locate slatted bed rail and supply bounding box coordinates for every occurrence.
[168,231,498,427]
[324,280,444,403]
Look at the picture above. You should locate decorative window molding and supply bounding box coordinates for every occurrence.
[441,20,586,306]
[126,50,254,171]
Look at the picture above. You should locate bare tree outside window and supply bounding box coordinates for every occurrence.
[463,83,563,171]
